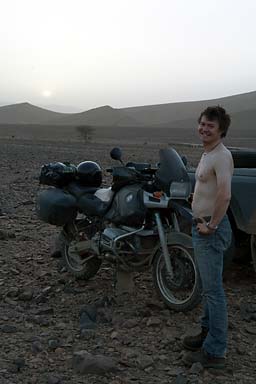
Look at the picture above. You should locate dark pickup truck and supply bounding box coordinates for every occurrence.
[186,149,256,271]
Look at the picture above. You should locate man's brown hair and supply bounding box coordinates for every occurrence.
[198,106,231,138]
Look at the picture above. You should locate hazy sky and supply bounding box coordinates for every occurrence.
[1,0,256,111]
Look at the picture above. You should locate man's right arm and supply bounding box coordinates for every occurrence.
[208,153,233,229]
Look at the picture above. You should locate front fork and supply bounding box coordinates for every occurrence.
[155,212,174,278]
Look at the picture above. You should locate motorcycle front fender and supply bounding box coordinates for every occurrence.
[166,230,193,248]
[150,230,193,265]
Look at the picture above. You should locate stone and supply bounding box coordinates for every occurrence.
[48,339,60,351]
[19,287,34,301]
[171,374,188,384]
[0,324,18,333]
[72,350,118,375]
[31,340,44,354]
[190,362,204,374]
[146,317,162,327]
[136,355,154,369]
[245,325,256,335]
[47,375,62,384]
[80,310,97,330]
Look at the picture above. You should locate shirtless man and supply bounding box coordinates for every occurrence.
[183,106,234,369]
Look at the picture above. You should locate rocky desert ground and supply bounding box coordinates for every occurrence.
[0,131,256,384]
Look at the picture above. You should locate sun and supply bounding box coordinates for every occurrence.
[42,90,52,98]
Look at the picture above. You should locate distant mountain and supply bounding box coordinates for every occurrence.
[0,102,68,124]
[39,104,83,113]
[121,90,256,125]
[155,108,256,131]
[0,90,256,127]
[49,105,140,126]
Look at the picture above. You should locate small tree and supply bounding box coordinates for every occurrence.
[76,125,94,142]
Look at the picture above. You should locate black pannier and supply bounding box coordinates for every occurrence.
[105,184,146,227]
[36,188,77,226]
[39,162,77,187]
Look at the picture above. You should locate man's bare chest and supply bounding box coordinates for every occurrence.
[195,157,215,183]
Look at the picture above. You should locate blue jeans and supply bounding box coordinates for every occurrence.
[192,215,232,357]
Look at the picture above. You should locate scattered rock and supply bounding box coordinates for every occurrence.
[35,307,54,316]
[146,316,162,327]
[48,339,60,351]
[0,324,18,333]
[19,287,34,301]
[171,374,188,384]
[240,301,256,322]
[97,307,112,324]
[47,375,62,384]
[72,350,118,375]
[1,139,256,384]
[244,325,256,335]
[190,362,203,374]
[12,357,26,372]
[136,355,154,369]
[80,307,97,330]
[31,340,44,354]
[122,319,139,329]
[6,287,20,298]
[80,328,96,340]
[0,229,16,240]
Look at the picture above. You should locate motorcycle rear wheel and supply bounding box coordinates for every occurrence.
[61,220,102,280]
[152,244,202,312]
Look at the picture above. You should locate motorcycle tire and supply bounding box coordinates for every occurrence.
[60,220,102,280]
[152,244,202,312]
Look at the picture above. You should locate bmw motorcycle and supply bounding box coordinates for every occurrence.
[36,147,201,312]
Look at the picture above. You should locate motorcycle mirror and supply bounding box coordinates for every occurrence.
[110,147,122,161]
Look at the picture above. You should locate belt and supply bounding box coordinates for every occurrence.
[192,216,211,225]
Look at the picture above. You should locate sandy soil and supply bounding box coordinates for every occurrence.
[0,136,256,384]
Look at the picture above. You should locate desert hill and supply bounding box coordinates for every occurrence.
[49,105,140,126]
[1,91,256,128]
[121,91,256,125]
[0,102,71,124]
[155,108,256,131]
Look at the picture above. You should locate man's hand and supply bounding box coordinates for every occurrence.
[196,219,215,235]
[188,193,194,204]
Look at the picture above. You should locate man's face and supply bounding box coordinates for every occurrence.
[198,115,222,145]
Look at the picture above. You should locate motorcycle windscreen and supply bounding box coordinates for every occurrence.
[155,148,191,198]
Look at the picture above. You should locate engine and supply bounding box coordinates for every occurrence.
[92,227,158,269]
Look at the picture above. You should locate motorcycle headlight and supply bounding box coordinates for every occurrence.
[169,181,191,199]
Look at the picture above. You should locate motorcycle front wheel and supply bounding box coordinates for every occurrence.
[61,219,102,280]
[152,244,202,312]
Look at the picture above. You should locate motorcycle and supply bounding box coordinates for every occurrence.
[36,147,202,312]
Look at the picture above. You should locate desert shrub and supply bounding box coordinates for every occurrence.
[76,125,94,142]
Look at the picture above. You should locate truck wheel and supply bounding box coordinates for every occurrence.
[250,234,256,273]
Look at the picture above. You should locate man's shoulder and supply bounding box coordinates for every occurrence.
[216,143,232,159]
[214,144,234,170]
